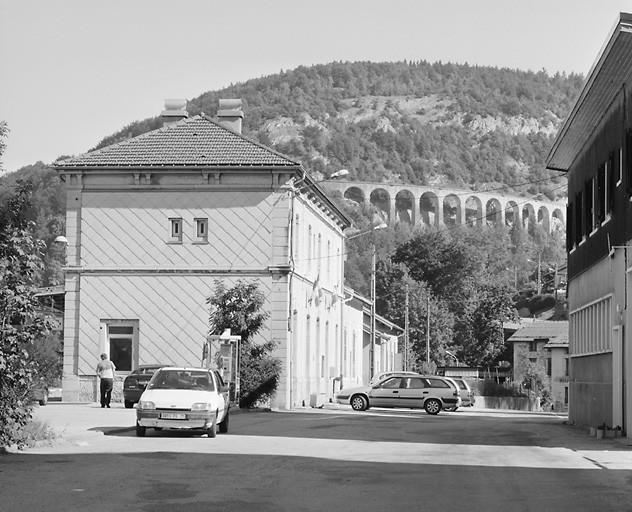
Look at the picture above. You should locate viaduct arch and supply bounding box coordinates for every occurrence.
[324,181,566,233]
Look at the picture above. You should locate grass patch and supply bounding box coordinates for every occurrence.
[18,419,59,449]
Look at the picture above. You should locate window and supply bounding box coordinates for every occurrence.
[564,357,569,377]
[294,215,300,260]
[406,378,425,389]
[585,178,595,234]
[529,341,538,352]
[169,218,183,242]
[564,386,569,405]
[566,202,574,251]
[618,147,623,186]
[626,129,632,194]
[326,240,331,282]
[607,152,615,214]
[546,358,552,377]
[427,378,449,388]
[574,191,583,245]
[380,377,402,389]
[108,325,135,371]
[195,218,208,242]
[308,225,312,271]
[529,358,537,363]
[597,163,605,224]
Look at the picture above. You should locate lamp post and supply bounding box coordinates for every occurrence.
[445,350,459,367]
[346,221,387,380]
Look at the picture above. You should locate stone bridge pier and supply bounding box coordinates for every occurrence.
[322,181,565,233]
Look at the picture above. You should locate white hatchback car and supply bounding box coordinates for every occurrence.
[136,367,230,438]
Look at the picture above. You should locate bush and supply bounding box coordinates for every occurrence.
[0,180,51,449]
[481,379,527,397]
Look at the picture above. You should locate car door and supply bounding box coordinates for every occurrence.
[213,370,230,416]
[398,377,428,408]
[368,377,403,407]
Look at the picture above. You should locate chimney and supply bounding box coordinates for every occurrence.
[217,99,244,134]
[161,99,188,127]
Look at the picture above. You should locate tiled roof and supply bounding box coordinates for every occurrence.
[507,320,568,344]
[55,114,300,168]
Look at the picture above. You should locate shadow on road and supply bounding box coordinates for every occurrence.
[87,410,632,451]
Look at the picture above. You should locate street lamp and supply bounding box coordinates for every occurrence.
[445,350,459,367]
[346,221,387,379]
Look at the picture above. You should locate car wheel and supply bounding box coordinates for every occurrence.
[424,398,441,415]
[218,409,229,434]
[350,394,368,411]
[136,422,146,437]
[207,413,217,438]
[38,392,48,406]
[124,400,134,409]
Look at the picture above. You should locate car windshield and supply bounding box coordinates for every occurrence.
[138,367,161,375]
[148,370,215,391]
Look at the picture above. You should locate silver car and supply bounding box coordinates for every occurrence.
[336,373,461,415]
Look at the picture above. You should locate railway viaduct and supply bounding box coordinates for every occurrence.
[321,181,566,232]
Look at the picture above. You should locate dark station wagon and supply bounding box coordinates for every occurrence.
[123,365,164,408]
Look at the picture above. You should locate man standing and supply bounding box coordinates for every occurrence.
[96,353,116,408]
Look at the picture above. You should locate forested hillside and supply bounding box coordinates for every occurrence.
[97,61,582,199]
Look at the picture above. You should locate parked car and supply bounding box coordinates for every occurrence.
[30,379,49,406]
[136,367,230,437]
[123,365,164,408]
[335,373,461,415]
[450,377,475,408]
[369,370,420,386]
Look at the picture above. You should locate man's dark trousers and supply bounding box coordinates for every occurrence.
[100,378,113,407]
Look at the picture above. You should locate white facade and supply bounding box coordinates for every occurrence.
[56,110,400,409]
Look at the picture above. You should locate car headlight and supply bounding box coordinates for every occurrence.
[191,402,212,411]
[138,401,155,410]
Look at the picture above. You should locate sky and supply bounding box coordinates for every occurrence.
[1,0,631,174]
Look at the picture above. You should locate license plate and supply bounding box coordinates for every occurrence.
[161,412,186,420]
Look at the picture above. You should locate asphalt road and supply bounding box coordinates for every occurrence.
[2,404,632,512]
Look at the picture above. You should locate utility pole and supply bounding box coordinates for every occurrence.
[537,252,542,295]
[426,293,430,364]
[404,284,409,371]
[370,244,376,379]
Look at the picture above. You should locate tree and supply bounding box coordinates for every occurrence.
[376,263,453,368]
[0,177,51,448]
[392,228,517,367]
[207,279,281,408]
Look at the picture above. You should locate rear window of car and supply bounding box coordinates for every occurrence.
[455,380,468,390]
[136,367,160,376]
[427,378,450,388]
[148,370,216,391]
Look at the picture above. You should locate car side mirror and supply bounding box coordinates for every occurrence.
[372,384,380,389]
